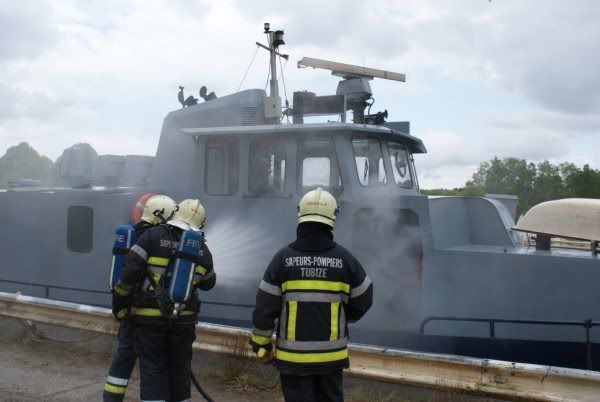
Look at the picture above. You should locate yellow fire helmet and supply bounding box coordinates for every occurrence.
[168,199,206,231]
[297,187,339,228]
[141,195,177,225]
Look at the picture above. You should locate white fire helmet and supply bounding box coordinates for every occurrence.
[168,199,206,231]
[297,187,339,228]
[141,195,177,225]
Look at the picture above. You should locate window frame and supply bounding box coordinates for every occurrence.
[204,136,239,196]
[297,136,343,196]
[351,136,388,187]
[387,141,414,189]
[247,136,288,196]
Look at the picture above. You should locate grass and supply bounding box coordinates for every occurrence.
[346,382,403,401]
[200,333,281,397]
[217,334,254,382]
[203,334,506,401]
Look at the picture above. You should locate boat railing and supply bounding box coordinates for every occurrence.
[0,277,253,311]
[521,232,600,254]
[420,316,600,369]
[0,278,110,300]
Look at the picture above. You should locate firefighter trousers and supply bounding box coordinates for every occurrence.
[135,322,196,401]
[103,318,136,401]
[280,370,344,402]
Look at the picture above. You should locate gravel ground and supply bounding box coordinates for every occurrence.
[0,317,504,402]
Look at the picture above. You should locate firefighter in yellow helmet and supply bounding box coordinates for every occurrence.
[250,188,373,402]
[104,194,176,402]
[113,199,215,401]
[168,198,206,231]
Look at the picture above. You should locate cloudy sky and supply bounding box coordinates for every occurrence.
[1,0,599,188]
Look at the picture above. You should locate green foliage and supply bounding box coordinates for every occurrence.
[0,142,98,189]
[421,187,485,197]
[561,163,600,199]
[423,157,600,216]
[0,142,59,187]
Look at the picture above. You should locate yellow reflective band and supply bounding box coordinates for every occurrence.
[104,383,127,395]
[134,308,162,316]
[194,265,207,275]
[251,335,271,345]
[330,302,339,341]
[152,273,161,284]
[275,348,348,363]
[113,284,129,296]
[282,280,350,294]
[287,301,297,341]
[133,308,195,316]
[147,256,169,266]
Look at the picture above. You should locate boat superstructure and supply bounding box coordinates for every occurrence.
[1,24,600,370]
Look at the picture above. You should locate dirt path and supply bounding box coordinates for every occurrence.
[0,317,277,401]
[0,317,503,402]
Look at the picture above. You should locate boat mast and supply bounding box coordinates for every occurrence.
[257,23,287,123]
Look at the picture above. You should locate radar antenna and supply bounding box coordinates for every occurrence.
[297,57,405,82]
[297,57,405,124]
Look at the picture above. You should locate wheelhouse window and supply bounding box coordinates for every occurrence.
[352,138,386,186]
[205,137,239,195]
[388,142,413,188]
[298,138,342,195]
[249,137,286,194]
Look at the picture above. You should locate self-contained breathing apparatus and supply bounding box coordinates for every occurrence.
[146,226,205,320]
[110,224,137,290]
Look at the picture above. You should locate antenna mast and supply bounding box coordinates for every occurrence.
[256,23,288,123]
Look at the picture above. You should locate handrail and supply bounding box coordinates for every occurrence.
[420,316,600,369]
[0,278,253,309]
[2,292,600,400]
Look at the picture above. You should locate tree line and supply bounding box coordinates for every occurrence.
[422,157,600,216]
[0,142,96,188]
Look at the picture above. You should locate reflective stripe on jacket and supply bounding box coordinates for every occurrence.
[251,223,373,375]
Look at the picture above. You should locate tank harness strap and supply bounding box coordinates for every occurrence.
[112,247,129,255]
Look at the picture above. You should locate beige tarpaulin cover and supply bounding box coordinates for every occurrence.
[513,198,600,241]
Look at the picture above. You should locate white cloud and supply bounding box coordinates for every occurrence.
[0,1,57,61]
[412,130,482,189]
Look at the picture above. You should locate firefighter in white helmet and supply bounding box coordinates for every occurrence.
[104,194,176,402]
[140,195,177,226]
[250,188,373,402]
[113,198,215,401]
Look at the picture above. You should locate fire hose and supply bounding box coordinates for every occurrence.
[191,371,215,402]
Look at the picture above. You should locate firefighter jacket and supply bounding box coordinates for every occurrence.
[251,222,373,374]
[133,220,153,237]
[114,224,216,324]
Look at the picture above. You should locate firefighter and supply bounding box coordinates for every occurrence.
[112,199,216,402]
[250,188,373,402]
[103,194,177,402]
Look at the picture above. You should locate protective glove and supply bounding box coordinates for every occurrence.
[249,338,273,364]
[257,347,274,364]
[111,294,130,320]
